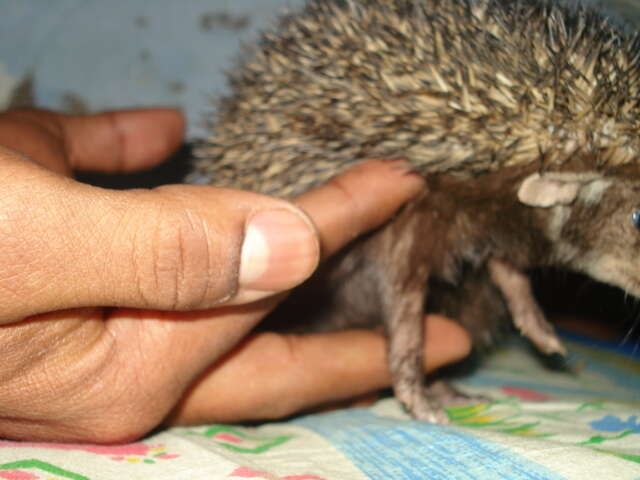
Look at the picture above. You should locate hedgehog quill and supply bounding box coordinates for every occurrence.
[189,0,640,422]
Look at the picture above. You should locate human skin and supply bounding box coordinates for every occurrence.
[0,108,471,443]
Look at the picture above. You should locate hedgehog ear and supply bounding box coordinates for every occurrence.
[517,172,594,207]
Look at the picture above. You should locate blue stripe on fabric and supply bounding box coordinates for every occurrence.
[558,329,639,358]
[292,409,564,480]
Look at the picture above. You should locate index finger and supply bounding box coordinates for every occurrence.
[295,159,424,258]
[63,108,185,173]
[166,315,470,425]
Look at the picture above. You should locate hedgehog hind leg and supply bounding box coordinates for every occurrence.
[419,271,505,414]
[429,266,511,349]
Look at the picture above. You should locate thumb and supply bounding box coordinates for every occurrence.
[0,155,422,322]
[0,152,319,322]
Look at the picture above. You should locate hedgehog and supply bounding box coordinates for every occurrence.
[188,0,640,422]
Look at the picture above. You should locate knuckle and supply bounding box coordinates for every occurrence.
[324,174,366,233]
[326,174,361,212]
[249,333,308,419]
[134,203,234,310]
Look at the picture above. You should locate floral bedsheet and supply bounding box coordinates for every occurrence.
[0,335,637,480]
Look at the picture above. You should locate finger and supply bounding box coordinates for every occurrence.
[166,315,471,424]
[62,109,185,172]
[0,155,319,321]
[0,109,74,174]
[0,108,185,175]
[295,159,424,258]
[0,154,425,321]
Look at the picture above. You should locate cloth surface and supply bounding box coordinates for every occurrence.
[0,336,637,480]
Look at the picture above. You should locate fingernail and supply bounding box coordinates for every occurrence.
[368,158,423,177]
[239,208,320,293]
[386,158,420,174]
[383,159,425,189]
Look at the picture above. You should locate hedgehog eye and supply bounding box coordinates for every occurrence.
[632,211,640,230]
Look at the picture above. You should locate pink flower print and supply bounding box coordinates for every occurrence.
[0,441,179,463]
[229,466,326,480]
[0,471,39,480]
[501,386,551,402]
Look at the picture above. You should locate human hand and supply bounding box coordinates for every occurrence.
[0,108,471,443]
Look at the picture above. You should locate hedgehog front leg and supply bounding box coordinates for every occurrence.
[383,268,452,423]
[487,258,566,356]
[373,217,450,422]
